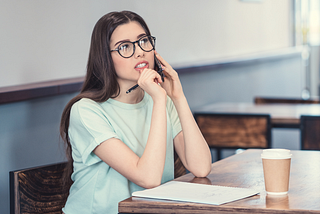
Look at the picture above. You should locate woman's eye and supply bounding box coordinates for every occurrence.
[140,38,149,45]
[119,43,131,51]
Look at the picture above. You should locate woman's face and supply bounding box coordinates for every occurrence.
[110,21,155,89]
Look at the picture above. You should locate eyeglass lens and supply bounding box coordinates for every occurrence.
[118,36,155,58]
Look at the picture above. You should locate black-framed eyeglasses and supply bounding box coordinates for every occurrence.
[110,35,156,58]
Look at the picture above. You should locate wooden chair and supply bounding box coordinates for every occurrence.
[300,115,320,150]
[10,162,69,214]
[174,150,186,178]
[10,155,186,214]
[194,113,271,160]
[254,96,320,104]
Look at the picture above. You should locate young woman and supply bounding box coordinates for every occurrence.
[60,11,211,214]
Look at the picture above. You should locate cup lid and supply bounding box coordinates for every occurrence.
[261,149,292,159]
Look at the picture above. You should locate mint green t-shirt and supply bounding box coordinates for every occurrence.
[62,92,182,214]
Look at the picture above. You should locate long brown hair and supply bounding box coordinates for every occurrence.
[59,11,152,198]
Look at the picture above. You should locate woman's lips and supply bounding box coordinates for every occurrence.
[135,61,149,71]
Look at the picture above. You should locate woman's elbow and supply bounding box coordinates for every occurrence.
[138,178,162,189]
[191,164,211,178]
[196,168,211,178]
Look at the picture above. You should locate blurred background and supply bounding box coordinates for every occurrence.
[1,0,320,213]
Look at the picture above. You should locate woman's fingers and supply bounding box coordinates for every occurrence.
[154,51,171,69]
[154,51,184,100]
[138,69,162,86]
[155,51,178,80]
[138,68,167,99]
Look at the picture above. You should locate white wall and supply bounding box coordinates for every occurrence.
[0,0,292,87]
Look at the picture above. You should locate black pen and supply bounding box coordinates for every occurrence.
[126,84,139,94]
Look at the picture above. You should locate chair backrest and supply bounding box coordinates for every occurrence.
[10,157,186,214]
[194,113,271,150]
[10,162,69,214]
[174,150,186,178]
[300,115,320,150]
[254,96,320,104]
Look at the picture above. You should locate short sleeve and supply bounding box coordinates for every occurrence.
[69,98,119,166]
[166,97,182,139]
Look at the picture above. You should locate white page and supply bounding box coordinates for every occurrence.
[132,181,259,205]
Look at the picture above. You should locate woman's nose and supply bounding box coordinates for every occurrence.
[134,42,144,58]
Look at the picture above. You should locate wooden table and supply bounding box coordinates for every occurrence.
[119,149,320,214]
[193,102,320,128]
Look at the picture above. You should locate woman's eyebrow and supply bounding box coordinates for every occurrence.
[114,39,130,47]
[137,33,147,39]
[113,33,148,47]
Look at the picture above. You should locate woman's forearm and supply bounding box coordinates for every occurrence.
[173,96,212,177]
[137,97,167,187]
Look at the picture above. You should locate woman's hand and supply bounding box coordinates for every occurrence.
[155,53,211,177]
[155,52,184,101]
[138,68,166,101]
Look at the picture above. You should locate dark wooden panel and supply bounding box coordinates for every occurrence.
[300,116,320,150]
[254,97,320,104]
[195,114,271,149]
[10,162,69,214]
[174,150,186,179]
[0,77,84,104]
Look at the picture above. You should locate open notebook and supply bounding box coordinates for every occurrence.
[132,181,259,205]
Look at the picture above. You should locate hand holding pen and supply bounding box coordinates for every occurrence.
[126,54,165,94]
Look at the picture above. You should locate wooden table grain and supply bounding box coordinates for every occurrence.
[193,102,320,128]
[118,149,320,214]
